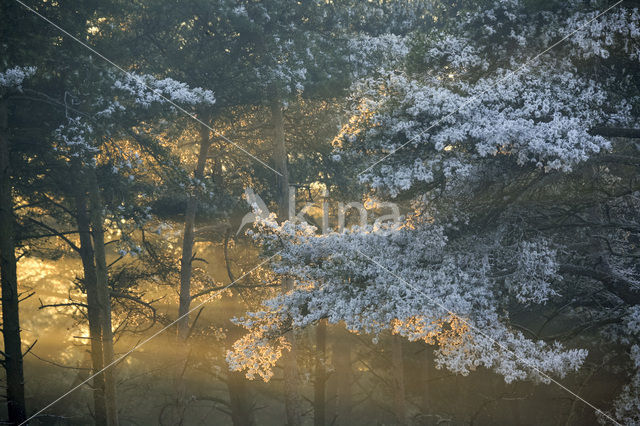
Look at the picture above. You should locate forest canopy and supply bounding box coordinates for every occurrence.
[1,0,640,425]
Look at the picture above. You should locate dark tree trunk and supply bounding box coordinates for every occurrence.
[173,122,211,424]
[314,320,327,426]
[88,169,118,426]
[178,122,211,339]
[73,181,108,425]
[271,99,289,220]
[0,97,27,425]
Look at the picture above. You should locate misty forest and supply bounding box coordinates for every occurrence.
[2,0,640,424]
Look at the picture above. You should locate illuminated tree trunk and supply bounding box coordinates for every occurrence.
[0,97,27,424]
[88,169,119,426]
[314,320,327,426]
[271,97,303,426]
[391,335,406,425]
[334,326,352,425]
[74,182,108,426]
[178,122,211,339]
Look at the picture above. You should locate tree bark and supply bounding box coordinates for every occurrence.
[271,97,303,426]
[391,335,406,425]
[0,96,27,424]
[73,180,108,426]
[88,169,118,426]
[314,320,327,426]
[173,122,212,424]
[271,99,289,220]
[178,122,211,339]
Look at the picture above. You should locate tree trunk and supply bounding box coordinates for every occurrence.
[271,97,303,426]
[391,335,406,425]
[334,326,352,425]
[271,99,289,219]
[178,122,211,339]
[314,320,327,426]
[73,181,108,426]
[0,97,27,424]
[173,123,211,424]
[88,169,118,426]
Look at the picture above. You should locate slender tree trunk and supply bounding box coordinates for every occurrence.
[334,326,352,425]
[271,100,289,218]
[271,97,303,426]
[173,123,212,424]
[178,122,211,339]
[88,169,118,426]
[314,320,327,426]
[391,335,406,425]
[74,182,108,425]
[0,97,27,424]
